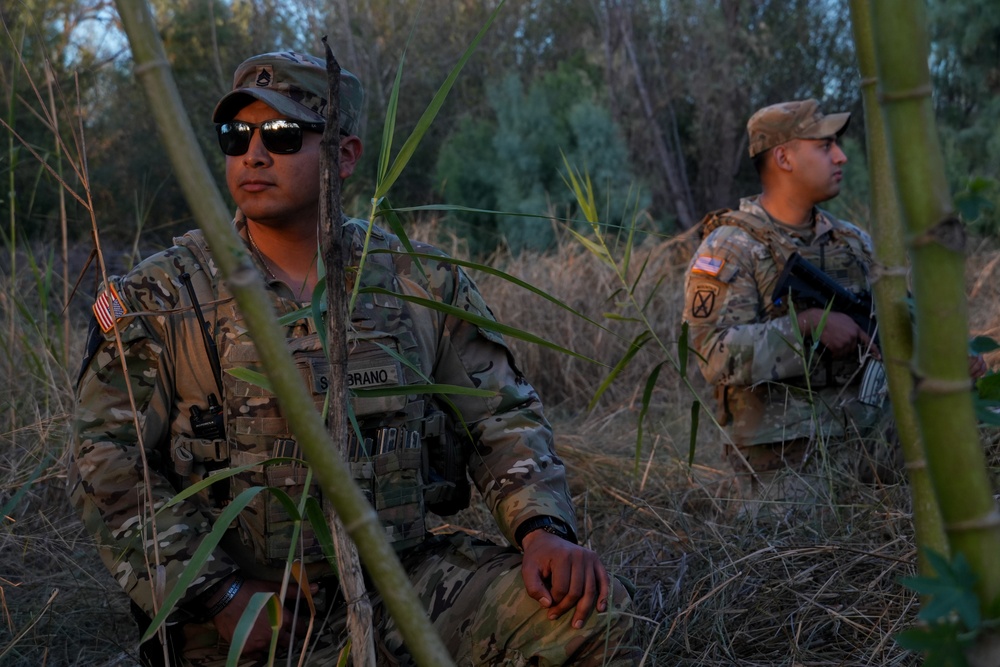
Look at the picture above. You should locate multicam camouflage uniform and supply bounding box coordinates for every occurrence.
[683,196,892,492]
[69,215,634,666]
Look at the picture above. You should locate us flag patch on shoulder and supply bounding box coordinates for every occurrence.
[93,284,128,332]
[691,255,725,277]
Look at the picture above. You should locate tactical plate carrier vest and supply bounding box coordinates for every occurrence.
[167,225,469,570]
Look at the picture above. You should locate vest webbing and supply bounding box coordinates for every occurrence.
[700,207,870,270]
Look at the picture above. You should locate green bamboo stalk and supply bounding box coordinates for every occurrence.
[871,0,1000,612]
[848,0,947,574]
[113,1,453,664]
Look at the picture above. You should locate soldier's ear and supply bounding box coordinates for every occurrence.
[772,143,795,173]
[339,135,363,180]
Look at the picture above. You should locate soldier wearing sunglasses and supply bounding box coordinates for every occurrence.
[69,51,635,666]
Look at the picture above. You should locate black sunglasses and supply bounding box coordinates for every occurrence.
[216,119,327,156]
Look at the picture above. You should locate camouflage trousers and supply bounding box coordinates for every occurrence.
[724,425,903,509]
[176,533,636,666]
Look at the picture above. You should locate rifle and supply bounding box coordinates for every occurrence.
[772,252,886,406]
[771,252,877,341]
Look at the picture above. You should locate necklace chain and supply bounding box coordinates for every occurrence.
[246,225,277,281]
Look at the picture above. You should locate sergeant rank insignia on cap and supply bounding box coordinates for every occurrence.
[93,284,129,332]
[691,255,725,277]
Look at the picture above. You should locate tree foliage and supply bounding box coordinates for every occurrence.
[436,65,647,255]
[1,0,998,254]
[928,0,1000,234]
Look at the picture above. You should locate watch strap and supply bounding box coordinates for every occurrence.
[514,516,576,548]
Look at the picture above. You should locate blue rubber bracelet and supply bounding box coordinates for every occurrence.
[206,573,244,619]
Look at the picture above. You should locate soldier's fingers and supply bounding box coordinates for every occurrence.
[567,564,599,629]
[547,552,589,620]
[596,562,611,613]
[547,553,575,605]
[521,562,554,609]
[856,330,880,361]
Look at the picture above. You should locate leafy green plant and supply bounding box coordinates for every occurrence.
[897,550,1000,666]
[969,335,1000,425]
[956,177,1000,237]
[559,157,719,470]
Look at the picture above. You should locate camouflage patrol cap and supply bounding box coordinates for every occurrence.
[212,51,364,136]
[746,99,850,158]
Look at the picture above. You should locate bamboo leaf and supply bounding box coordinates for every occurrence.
[621,189,641,276]
[678,321,689,377]
[588,331,650,411]
[354,383,495,399]
[360,286,598,364]
[641,274,666,313]
[312,278,329,353]
[565,226,614,268]
[267,486,302,521]
[278,305,316,327]
[369,249,613,334]
[224,367,273,393]
[377,48,404,184]
[390,202,561,222]
[226,592,281,667]
[560,152,599,224]
[375,198,422,267]
[635,362,665,474]
[603,313,642,323]
[630,252,651,299]
[375,2,505,198]
[688,401,700,466]
[143,486,267,641]
[305,497,339,570]
[160,462,264,509]
[337,641,352,667]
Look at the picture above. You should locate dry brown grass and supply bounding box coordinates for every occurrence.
[0,254,139,666]
[3,232,1000,666]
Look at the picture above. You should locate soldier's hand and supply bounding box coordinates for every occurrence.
[520,530,610,629]
[797,309,880,361]
[210,576,316,655]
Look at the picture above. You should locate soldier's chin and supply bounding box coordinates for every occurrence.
[819,187,841,203]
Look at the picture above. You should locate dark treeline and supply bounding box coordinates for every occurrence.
[1,0,998,259]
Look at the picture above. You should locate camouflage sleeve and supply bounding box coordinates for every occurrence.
[419,253,577,546]
[67,271,236,619]
[682,227,808,387]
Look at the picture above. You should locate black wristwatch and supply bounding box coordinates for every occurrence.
[514,516,576,549]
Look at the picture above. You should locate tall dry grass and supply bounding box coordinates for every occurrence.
[3,224,1000,665]
[470,226,1000,665]
[0,245,138,666]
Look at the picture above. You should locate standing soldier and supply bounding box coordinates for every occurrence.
[69,50,635,666]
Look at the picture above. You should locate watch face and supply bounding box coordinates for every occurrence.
[542,523,568,538]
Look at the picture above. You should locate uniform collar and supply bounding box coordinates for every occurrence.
[740,196,833,241]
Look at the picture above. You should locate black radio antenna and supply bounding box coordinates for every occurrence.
[180,272,224,400]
